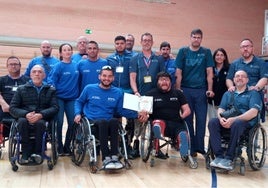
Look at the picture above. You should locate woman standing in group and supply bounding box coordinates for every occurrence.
[49,43,79,156]
[207,48,230,119]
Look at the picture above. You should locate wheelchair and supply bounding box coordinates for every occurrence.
[205,121,267,175]
[70,116,131,173]
[8,119,58,171]
[0,117,14,159]
[140,120,198,169]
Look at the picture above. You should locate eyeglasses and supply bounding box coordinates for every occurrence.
[8,63,20,67]
[142,39,152,43]
[234,75,248,79]
[102,65,113,70]
[240,45,253,49]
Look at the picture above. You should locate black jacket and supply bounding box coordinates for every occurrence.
[208,66,229,106]
[9,81,59,120]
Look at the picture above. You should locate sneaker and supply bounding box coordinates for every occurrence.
[20,158,29,164]
[114,161,124,169]
[217,158,233,170]
[112,155,123,169]
[155,150,168,159]
[20,152,29,164]
[178,131,188,157]
[210,157,223,168]
[31,154,42,164]
[153,125,162,139]
[102,156,116,169]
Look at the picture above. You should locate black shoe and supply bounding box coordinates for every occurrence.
[63,146,71,156]
[130,149,140,159]
[127,149,135,160]
[155,150,168,160]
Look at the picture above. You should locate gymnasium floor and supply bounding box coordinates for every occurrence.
[0,121,267,188]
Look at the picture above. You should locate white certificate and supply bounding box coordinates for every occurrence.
[123,93,153,113]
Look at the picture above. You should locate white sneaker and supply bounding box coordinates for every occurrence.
[102,156,116,169]
[210,157,223,168]
[111,155,123,169]
[114,161,123,169]
[217,159,233,170]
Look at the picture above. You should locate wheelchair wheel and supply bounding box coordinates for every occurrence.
[71,122,86,166]
[51,121,58,166]
[8,121,19,171]
[140,121,153,162]
[247,125,267,170]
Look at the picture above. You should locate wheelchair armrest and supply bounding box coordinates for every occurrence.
[1,118,15,125]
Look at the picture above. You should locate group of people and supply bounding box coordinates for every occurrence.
[0,28,267,171]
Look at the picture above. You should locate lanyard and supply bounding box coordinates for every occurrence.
[143,57,151,69]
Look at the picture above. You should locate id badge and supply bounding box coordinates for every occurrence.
[144,76,152,83]
[116,66,124,73]
[12,86,18,91]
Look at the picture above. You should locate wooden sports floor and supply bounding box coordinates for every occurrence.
[0,123,267,188]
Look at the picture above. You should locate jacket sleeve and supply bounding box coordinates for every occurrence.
[9,87,30,118]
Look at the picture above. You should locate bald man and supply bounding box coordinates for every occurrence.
[24,40,60,82]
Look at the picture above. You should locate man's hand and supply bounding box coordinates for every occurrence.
[137,110,148,123]
[1,103,10,112]
[219,117,235,129]
[206,91,215,98]
[74,114,81,124]
[228,86,236,92]
[26,111,43,124]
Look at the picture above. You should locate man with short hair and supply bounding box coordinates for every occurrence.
[125,34,137,56]
[24,40,59,82]
[107,35,136,159]
[74,65,147,169]
[72,36,89,63]
[209,70,262,170]
[10,65,59,164]
[129,32,164,158]
[0,56,30,137]
[77,40,108,92]
[147,72,191,159]
[160,41,176,87]
[175,28,214,157]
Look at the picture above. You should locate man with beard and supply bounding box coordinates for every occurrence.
[160,41,176,87]
[125,34,138,56]
[24,40,59,82]
[74,65,148,169]
[78,40,108,92]
[146,72,191,159]
[175,28,214,158]
[107,36,136,159]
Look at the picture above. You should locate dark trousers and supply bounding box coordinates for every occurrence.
[208,118,250,160]
[17,118,46,156]
[182,87,207,154]
[95,119,119,160]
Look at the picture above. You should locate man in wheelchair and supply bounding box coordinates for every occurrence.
[208,70,262,170]
[74,65,147,170]
[146,71,191,159]
[9,65,59,164]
